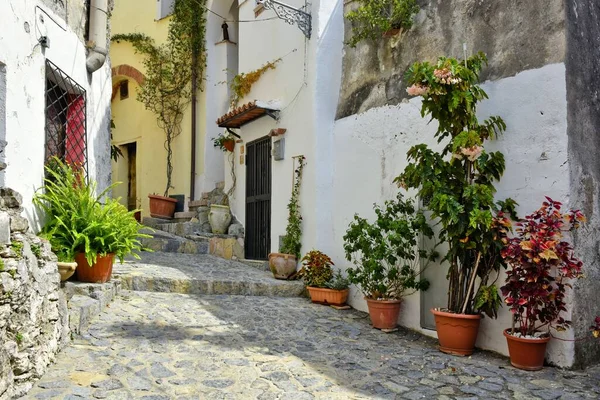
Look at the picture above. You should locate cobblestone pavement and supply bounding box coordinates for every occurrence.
[27,291,600,400]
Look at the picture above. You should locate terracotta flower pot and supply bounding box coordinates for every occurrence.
[223,139,235,152]
[148,194,177,219]
[268,253,297,280]
[365,298,402,330]
[57,261,77,282]
[432,308,482,356]
[504,329,550,371]
[75,253,115,283]
[307,287,349,306]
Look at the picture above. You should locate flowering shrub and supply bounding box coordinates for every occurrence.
[500,198,585,337]
[299,250,334,288]
[395,52,517,317]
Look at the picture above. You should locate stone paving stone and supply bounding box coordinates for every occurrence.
[113,252,305,297]
[27,291,600,399]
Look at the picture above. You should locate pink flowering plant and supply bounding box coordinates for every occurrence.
[395,53,516,317]
[500,198,586,337]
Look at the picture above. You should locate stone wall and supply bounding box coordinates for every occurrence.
[565,0,600,369]
[337,0,565,119]
[0,189,68,399]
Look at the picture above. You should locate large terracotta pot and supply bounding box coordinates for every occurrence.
[57,261,77,282]
[307,287,349,306]
[432,308,482,356]
[208,205,232,234]
[268,253,297,280]
[148,194,177,219]
[75,253,115,283]
[504,329,550,371]
[365,298,402,330]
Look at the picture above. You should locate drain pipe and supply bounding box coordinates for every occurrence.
[189,6,200,201]
[86,0,108,73]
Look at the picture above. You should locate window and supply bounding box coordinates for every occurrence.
[156,0,175,20]
[119,80,129,100]
[45,60,87,174]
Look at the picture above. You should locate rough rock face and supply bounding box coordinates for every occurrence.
[0,188,68,399]
[337,0,566,119]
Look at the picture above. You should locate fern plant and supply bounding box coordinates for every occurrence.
[34,159,151,266]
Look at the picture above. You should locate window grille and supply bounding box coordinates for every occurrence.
[44,59,87,175]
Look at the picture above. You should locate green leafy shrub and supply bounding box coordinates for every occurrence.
[34,159,151,266]
[346,0,419,47]
[298,250,334,288]
[343,193,438,300]
[396,53,518,316]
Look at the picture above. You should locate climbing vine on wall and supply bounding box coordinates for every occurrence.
[230,58,281,107]
[112,0,206,197]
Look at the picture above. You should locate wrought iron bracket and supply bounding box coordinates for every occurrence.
[257,0,312,39]
[265,109,280,121]
[226,128,241,139]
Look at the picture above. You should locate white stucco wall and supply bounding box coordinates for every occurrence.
[0,0,112,230]
[331,63,574,366]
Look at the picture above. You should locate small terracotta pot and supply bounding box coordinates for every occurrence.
[268,253,297,280]
[432,308,482,356]
[148,194,177,219]
[504,329,550,371]
[307,287,349,306]
[57,261,77,282]
[223,139,235,152]
[75,253,115,283]
[365,298,402,330]
[134,211,141,222]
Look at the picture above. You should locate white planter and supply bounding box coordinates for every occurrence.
[209,205,232,234]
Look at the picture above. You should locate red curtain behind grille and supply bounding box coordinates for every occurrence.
[65,94,85,168]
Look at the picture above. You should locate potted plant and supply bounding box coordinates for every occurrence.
[299,250,349,306]
[269,156,305,279]
[148,193,178,219]
[343,193,438,330]
[213,132,235,152]
[53,243,77,282]
[500,198,586,370]
[396,53,518,355]
[35,159,150,283]
[346,0,419,47]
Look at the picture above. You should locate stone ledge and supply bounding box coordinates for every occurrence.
[64,280,121,335]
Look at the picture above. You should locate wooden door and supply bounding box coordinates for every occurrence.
[126,142,137,211]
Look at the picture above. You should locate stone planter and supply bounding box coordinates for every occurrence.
[504,329,550,371]
[208,205,232,234]
[57,261,77,282]
[365,298,402,330]
[75,253,115,283]
[268,253,297,279]
[307,287,349,306]
[432,308,482,356]
[148,194,177,219]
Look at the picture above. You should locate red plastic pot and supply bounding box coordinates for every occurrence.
[75,253,115,283]
[307,287,349,306]
[432,308,482,356]
[366,298,402,330]
[223,139,235,152]
[504,329,550,371]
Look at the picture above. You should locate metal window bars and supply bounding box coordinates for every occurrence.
[44,59,88,176]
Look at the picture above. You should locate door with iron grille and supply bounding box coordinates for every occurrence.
[245,136,272,260]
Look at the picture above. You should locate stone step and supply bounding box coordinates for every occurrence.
[114,252,305,298]
[142,216,172,228]
[238,259,270,272]
[64,280,121,335]
[174,211,196,219]
[156,221,207,236]
[140,228,208,254]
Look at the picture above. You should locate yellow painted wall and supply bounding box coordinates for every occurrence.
[110,0,200,217]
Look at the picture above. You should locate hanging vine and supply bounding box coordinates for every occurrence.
[112,0,207,197]
[230,58,281,107]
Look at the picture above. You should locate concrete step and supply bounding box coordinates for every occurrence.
[114,252,305,298]
[156,221,210,236]
[64,280,121,335]
[140,228,208,254]
[238,259,270,272]
[174,211,196,220]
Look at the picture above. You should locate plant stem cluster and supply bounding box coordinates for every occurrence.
[280,156,305,259]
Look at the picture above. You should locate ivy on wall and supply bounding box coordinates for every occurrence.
[112,0,207,197]
[230,58,281,107]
